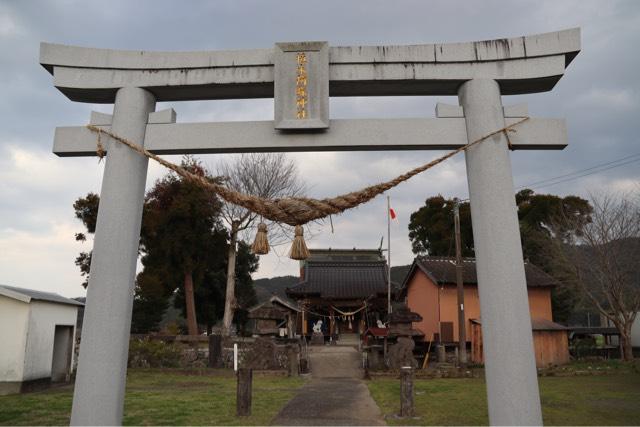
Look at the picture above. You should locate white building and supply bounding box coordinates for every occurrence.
[0,284,83,395]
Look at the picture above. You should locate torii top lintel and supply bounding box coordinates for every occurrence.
[40,28,579,104]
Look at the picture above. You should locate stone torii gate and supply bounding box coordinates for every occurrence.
[41,28,580,426]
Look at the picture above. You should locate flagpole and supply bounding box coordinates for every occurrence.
[387,195,392,315]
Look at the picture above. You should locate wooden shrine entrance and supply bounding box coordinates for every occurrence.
[288,248,390,341]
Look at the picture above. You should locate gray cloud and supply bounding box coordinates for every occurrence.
[1,0,639,297]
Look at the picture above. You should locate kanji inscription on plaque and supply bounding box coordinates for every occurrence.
[274,41,329,129]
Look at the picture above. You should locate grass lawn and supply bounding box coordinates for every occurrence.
[3,366,640,426]
[0,369,304,426]
[368,373,640,426]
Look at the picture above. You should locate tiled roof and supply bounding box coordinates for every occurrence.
[287,261,390,299]
[411,256,559,288]
[0,284,84,307]
[248,295,300,314]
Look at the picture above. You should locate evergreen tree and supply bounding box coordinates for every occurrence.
[140,156,225,335]
[73,157,260,334]
[408,195,474,257]
[73,193,99,289]
[407,190,592,323]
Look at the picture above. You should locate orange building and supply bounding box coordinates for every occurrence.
[401,257,569,367]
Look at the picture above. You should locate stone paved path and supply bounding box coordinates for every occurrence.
[270,378,385,426]
[271,345,385,426]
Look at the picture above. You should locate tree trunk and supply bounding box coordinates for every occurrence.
[222,224,238,336]
[621,329,634,361]
[184,271,198,336]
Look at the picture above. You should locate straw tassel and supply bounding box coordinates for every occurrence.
[96,128,106,161]
[289,225,310,260]
[251,222,270,255]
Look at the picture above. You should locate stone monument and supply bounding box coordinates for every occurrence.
[310,320,325,345]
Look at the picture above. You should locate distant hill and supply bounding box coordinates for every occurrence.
[252,264,413,304]
[391,264,412,286]
[253,275,299,303]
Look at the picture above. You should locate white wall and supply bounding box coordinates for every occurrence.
[603,315,640,348]
[22,301,78,381]
[0,296,29,381]
[632,313,640,348]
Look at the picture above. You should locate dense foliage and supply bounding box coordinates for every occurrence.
[515,189,592,322]
[407,189,592,322]
[73,157,259,334]
[408,195,474,257]
[139,157,226,334]
[128,338,182,368]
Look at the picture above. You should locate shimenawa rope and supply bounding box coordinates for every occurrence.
[87,117,528,258]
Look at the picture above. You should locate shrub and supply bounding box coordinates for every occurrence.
[128,338,182,368]
[571,337,597,359]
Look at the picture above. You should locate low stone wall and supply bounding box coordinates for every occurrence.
[221,336,301,372]
[128,334,302,372]
[370,367,483,379]
[220,336,254,369]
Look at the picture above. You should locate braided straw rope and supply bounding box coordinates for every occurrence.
[87,117,528,226]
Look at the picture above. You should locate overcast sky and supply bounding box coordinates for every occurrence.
[1,1,639,298]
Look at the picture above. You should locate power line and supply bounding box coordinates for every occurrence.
[456,150,640,203]
[517,152,640,190]
[521,157,640,191]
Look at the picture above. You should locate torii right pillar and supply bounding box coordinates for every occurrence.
[460,79,542,425]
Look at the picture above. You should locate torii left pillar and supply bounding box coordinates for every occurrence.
[70,87,155,425]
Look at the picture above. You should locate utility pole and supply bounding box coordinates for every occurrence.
[387,195,392,315]
[454,198,468,365]
[384,195,392,361]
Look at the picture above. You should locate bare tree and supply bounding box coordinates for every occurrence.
[553,192,640,361]
[216,153,305,336]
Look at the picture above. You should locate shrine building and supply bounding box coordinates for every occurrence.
[286,248,395,342]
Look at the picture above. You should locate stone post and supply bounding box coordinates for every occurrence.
[287,345,300,377]
[458,79,542,426]
[400,367,414,417]
[437,344,446,363]
[236,368,253,416]
[70,87,155,426]
[208,334,222,368]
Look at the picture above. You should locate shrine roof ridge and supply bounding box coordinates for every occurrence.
[287,259,394,300]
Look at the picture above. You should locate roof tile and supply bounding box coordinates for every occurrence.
[414,256,558,288]
[287,261,389,299]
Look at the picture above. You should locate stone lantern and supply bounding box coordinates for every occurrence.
[387,304,423,369]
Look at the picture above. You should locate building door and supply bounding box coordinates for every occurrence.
[338,314,361,333]
[440,322,454,343]
[51,325,73,382]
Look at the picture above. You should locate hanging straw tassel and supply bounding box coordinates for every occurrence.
[289,225,310,260]
[251,222,270,255]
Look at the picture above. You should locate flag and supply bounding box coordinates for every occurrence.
[389,207,397,220]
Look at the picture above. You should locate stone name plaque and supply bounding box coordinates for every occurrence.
[274,41,329,129]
